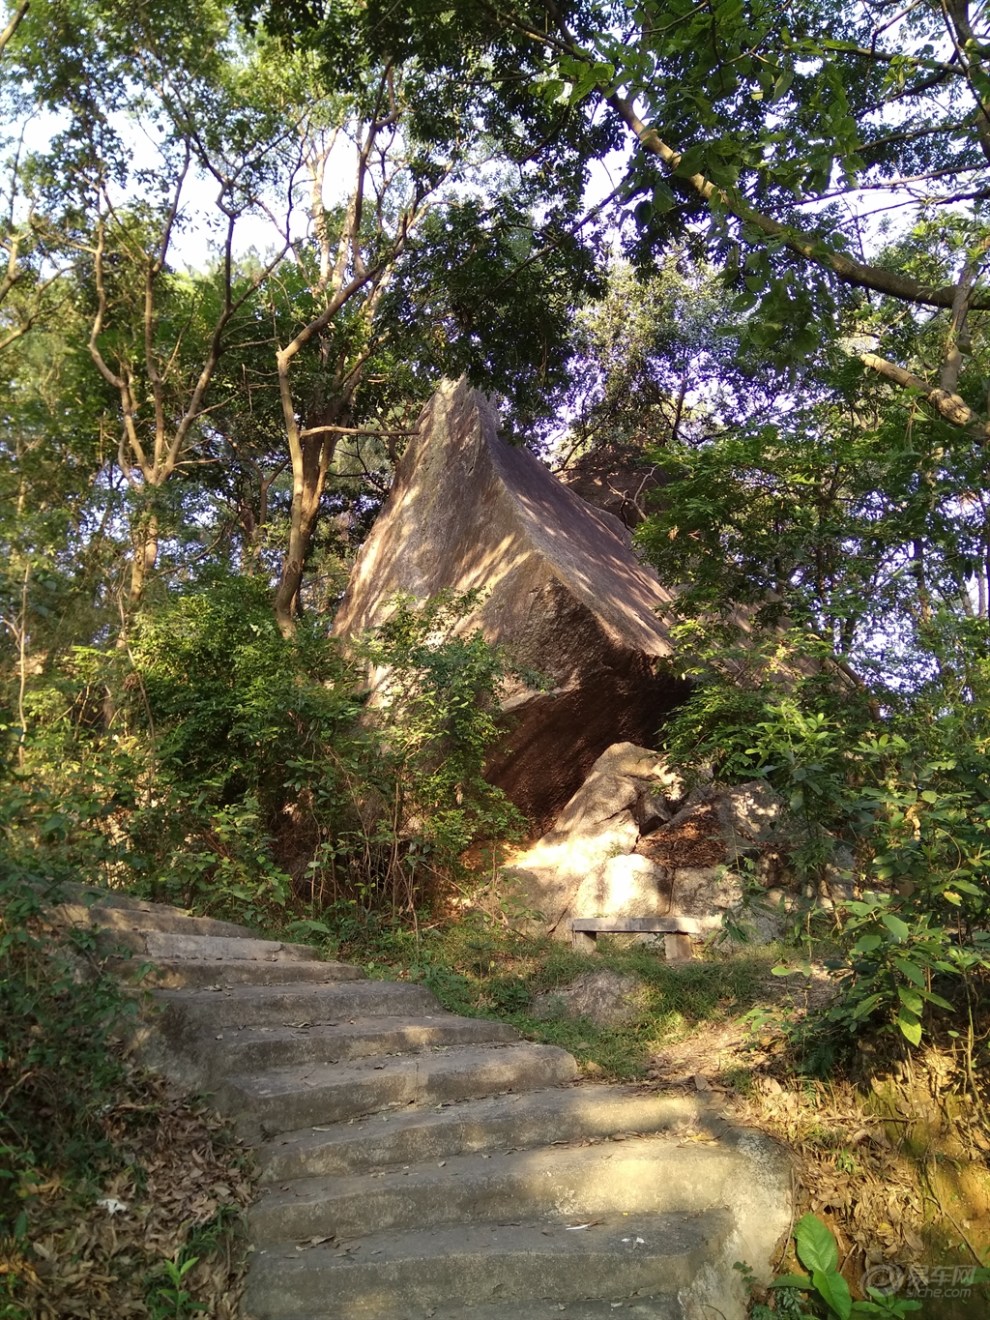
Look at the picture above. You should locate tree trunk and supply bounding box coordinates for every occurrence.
[274,420,339,637]
[127,508,159,610]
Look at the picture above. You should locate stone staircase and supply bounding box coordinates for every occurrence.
[56,887,792,1320]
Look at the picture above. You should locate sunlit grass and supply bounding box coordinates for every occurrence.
[331,908,790,1081]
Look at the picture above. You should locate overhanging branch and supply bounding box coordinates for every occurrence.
[608,89,990,312]
[860,351,990,439]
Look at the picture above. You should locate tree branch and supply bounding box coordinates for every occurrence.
[609,89,990,310]
[940,234,990,394]
[0,0,29,59]
[941,0,990,166]
[298,424,419,438]
[518,1,990,311]
[860,351,990,438]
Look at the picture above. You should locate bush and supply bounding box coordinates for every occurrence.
[659,628,990,1054]
[1,577,523,928]
[0,871,133,1236]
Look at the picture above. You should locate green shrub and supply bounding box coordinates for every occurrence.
[660,629,990,1054]
[1,577,523,928]
[0,872,134,1236]
[352,590,525,910]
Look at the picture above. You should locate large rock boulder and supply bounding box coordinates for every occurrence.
[332,378,692,828]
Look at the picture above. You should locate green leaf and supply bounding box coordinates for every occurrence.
[896,1008,923,1046]
[856,1295,922,1314]
[794,1213,839,1274]
[770,1272,813,1289]
[897,984,923,1014]
[652,181,678,213]
[673,145,706,177]
[948,879,984,896]
[892,956,925,986]
[773,69,794,100]
[812,1266,852,1319]
[881,913,910,942]
[850,992,885,1020]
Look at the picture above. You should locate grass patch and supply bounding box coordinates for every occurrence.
[328,907,788,1081]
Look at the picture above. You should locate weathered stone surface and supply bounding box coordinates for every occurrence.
[332,379,691,828]
[660,867,746,931]
[717,780,786,847]
[501,749,849,945]
[597,853,669,914]
[502,742,684,934]
[258,1087,724,1183]
[532,969,650,1027]
[637,781,788,869]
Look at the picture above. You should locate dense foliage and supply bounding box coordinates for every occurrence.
[2,0,990,1152]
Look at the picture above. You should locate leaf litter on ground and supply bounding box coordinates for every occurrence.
[1,1068,255,1319]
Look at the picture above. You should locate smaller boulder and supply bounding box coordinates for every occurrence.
[502,742,684,934]
[531,970,650,1028]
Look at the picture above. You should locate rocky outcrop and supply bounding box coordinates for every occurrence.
[532,969,651,1028]
[503,742,849,943]
[332,379,691,828]
[503,742,689,935]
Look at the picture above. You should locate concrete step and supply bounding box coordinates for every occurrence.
[152,977,436,1039]
[250,1131,760,1243]
[285,1306,687,1320]
[185,1014,521,1086]
[221,1041,579,1139]
[122,956,365,990]
[59,881,791,1320]
[259,1087,725,1183]
[243,1210,732,1318]
[145,980,436,1090]
[56,897,257,939]
[390,1299,686,1319]
[100,929,320,962]
[286,1302,686,1320]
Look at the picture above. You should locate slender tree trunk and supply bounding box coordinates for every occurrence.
[241,462,285,570]
[12,471,29,766]
[911,536,932,626]
[274,413,341,636]
[128,509,159,609]
[15,560,29,769]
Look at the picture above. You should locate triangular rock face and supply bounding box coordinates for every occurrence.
[333,379,691,828]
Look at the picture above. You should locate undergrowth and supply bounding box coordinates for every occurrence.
[0,872,254,1319]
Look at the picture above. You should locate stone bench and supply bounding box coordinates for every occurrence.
[571,916,702,962]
